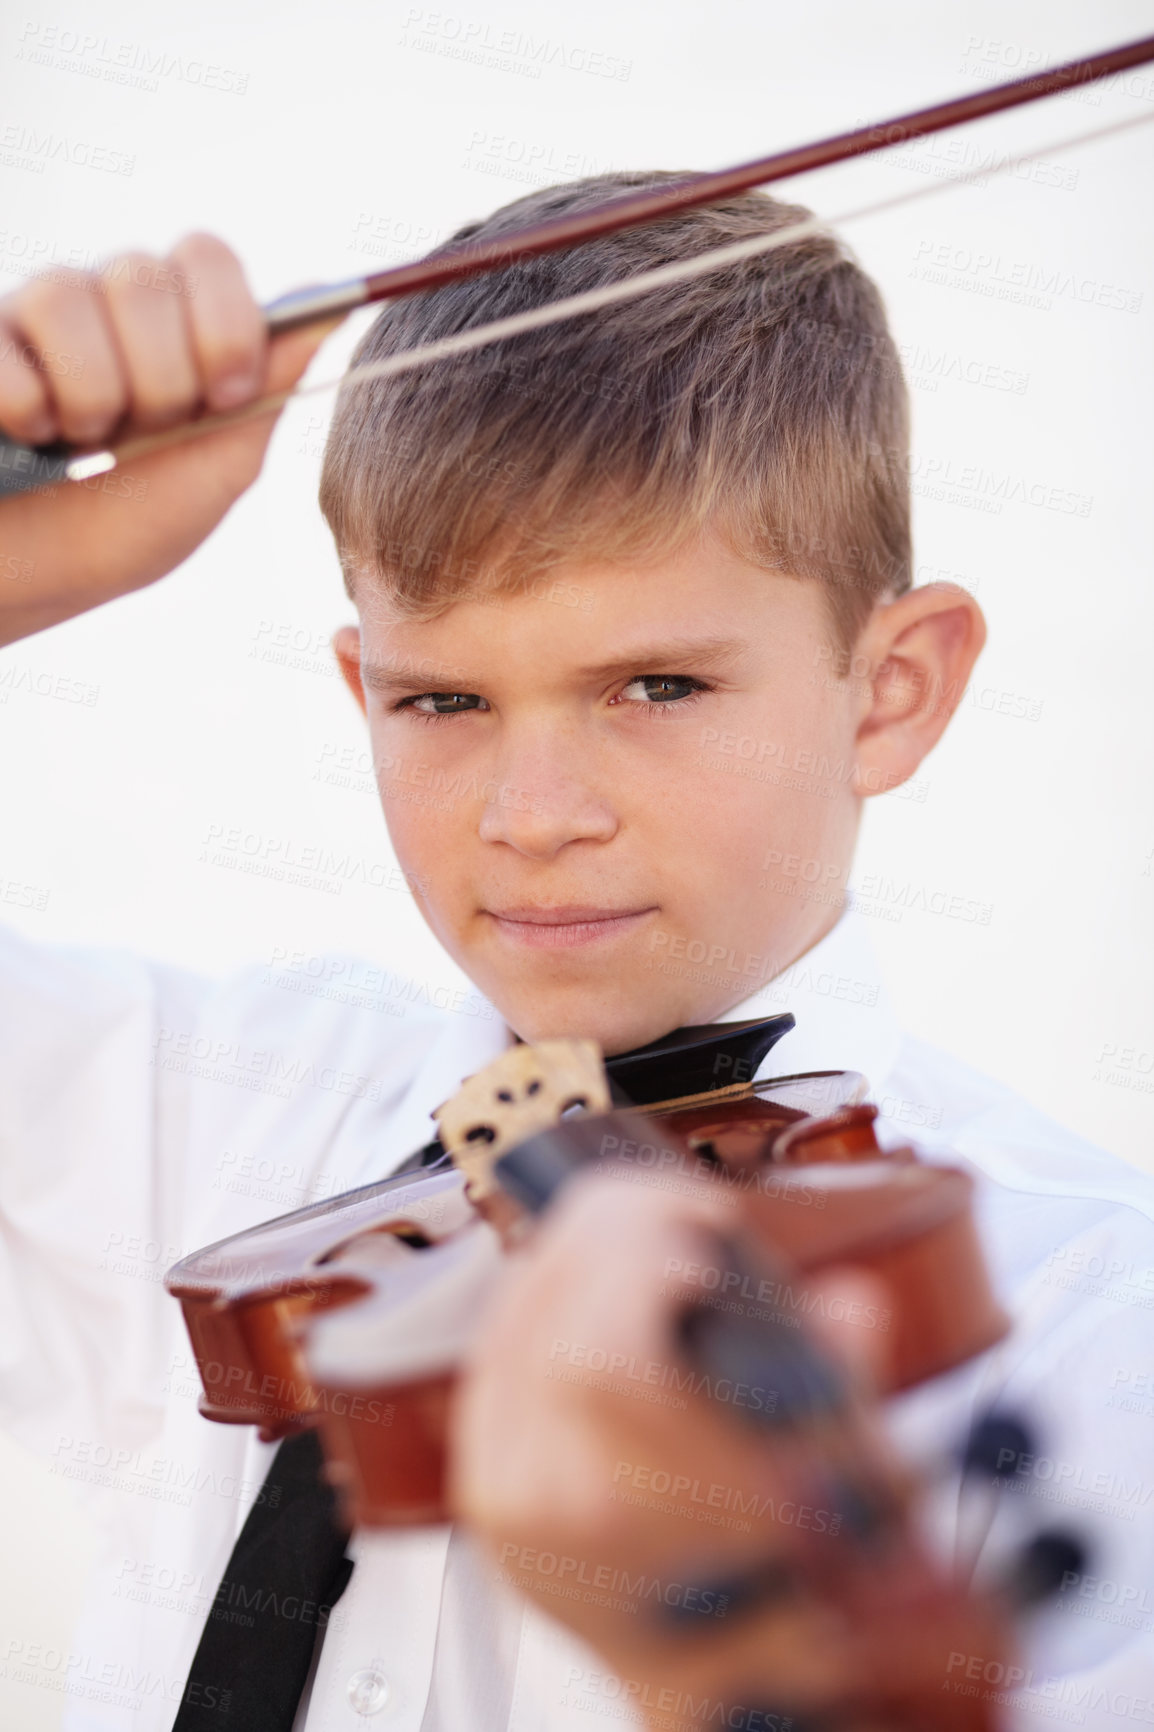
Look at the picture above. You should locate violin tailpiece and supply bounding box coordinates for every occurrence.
[433,1039,611,1200]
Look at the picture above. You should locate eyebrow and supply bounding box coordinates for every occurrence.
[363,661,450,689]
[361,636,749,694]
[574,636,749,681]
[360,662,469,694]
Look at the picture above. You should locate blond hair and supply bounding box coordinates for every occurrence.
[319,172,910,649]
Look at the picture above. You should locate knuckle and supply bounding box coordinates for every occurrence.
[16,272,95,325]
[0,386,53,441]
[170,230,241,285]
[0,360,48,413]
[101,250,162,297]
[173,234,261,372]
[133,379,199,428]
[59,380,128,438]
[0,320,31,370]
[203,331,260,377]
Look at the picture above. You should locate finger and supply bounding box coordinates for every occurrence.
[451,1189,777,1550]
[100,251,199,431]
[0,316,57,443]
[804,1267,894,1389]
[5,270,128,444]
[601,1590,854,1705]
[168,231,267,412]
[264,313,346,396]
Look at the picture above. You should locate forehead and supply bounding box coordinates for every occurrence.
[354,543,826,689]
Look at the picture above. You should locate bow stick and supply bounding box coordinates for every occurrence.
[1,31,1151,499]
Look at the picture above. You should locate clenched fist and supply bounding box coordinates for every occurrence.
[0,233,337,645]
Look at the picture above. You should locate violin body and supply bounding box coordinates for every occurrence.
[166,1018,798,1442]
[164,1024,1064,1728]
[166,1163,474,1432]
[165,1034,1006,1527]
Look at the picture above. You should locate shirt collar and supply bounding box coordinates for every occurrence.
[718,902,903,1096]
[475,904,903,1105]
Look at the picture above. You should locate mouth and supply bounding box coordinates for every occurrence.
[483,904,658,950]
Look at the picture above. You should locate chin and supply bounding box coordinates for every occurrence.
[496,981,703,1058]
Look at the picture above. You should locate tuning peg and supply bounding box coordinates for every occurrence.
[959,1409,1036,1481]
[953,1409,1040,1585]
[1004,1529,1088,1608]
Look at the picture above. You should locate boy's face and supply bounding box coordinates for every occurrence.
[344,540,867,1055]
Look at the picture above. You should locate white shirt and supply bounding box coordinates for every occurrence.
[1,908,1152,1732]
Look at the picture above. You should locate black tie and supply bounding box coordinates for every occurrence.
[173,1428,353,1731]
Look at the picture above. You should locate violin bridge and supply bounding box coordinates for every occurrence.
[433,1040,611,1201]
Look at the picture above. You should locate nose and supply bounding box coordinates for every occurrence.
[477,728,617,858]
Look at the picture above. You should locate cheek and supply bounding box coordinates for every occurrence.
[680,769,832,889]
[369,730,469,890]
[377,788,480,951]
[379,788,458,868]
[676,707,854,895]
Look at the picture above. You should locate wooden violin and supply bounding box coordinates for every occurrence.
[165,1018,1084,1729]
[165,1013,1006,1522]
[165,1018,800,1456]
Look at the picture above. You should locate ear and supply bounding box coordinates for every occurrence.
[853,584,987,795]
[332,624,366,715]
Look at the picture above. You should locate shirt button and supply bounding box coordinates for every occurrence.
[347,1668,390,1715]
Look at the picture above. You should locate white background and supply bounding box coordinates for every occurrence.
[1,1,1151,1725]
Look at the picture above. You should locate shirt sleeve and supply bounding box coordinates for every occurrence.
[0,921,212,1459]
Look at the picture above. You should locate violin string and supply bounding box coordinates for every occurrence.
[96,105,1154,477]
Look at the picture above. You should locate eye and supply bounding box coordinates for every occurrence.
[614,676,708,706]
[399,692,490,716]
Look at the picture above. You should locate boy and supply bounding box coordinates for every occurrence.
[0,177,1150,1731]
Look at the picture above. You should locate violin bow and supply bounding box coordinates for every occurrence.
[2,30,1152,498]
